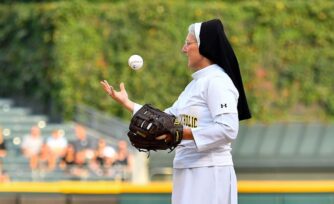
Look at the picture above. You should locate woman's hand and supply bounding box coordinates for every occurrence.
[156,127,193,141]
[100,80,134,112]
[156,134,172,143]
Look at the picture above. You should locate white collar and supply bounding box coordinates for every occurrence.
[191,64,224,80]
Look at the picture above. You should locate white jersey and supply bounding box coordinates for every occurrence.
[134,64,239,169]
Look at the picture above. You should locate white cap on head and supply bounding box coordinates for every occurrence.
[194,22,202,46]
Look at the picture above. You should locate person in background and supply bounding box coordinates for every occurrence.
[0,128,7,158]
[0,128,7,180]
[59,142,88,179]
[46,129,68,170]
[35,143,53,179]
[112,140,134,181]
[21,126,43,170]
[91,138,116,176]
[71,125,98,179]
[59,143,76,173]
[72,125,96,163]
[0,169,10,182]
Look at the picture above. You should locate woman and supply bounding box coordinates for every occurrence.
[91,138,116,176]
[0,128,7,171]
[101,19,251,204]
[112,140,133,181]
[0,128,7,159]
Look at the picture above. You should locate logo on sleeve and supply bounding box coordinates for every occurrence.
[221,104,227,108]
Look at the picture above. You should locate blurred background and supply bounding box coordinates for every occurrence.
[0,0,333,204]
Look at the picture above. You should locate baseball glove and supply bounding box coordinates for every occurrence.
[127,104,183,152]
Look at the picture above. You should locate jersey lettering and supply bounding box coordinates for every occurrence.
[179,114,198,128]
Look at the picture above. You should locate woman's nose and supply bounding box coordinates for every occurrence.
[182,45,187,53]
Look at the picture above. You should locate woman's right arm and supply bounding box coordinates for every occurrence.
[100,80,135,112]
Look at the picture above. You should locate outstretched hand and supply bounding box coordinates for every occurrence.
[100,80,134,112]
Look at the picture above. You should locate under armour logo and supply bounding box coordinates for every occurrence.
[221,104,227,108]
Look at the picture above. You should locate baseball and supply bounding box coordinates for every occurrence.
[128,54,143,70]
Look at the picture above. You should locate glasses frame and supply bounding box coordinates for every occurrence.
[184,41,198,47]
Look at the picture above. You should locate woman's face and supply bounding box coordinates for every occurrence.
[182,33,206,71]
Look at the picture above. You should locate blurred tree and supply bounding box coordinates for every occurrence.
[0,0,333,122]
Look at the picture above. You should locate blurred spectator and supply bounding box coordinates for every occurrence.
[0,128,7,159]
[0,169,10,182]
[59,143,89,180]
[46,129,68,170]
[59,143,76,173]
[35,143,53,180]
[91,138,116,176]
[73,125,96,162]
[21,126,43,170]
[0,128,7,169]
[72,149,90,179]
[112,140,134,181]
[47,129,68,157]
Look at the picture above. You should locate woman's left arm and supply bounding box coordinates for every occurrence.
[190,113,239,151]
[189,76,239,151]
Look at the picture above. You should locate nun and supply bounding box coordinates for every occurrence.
[168,18,251,204]
[100,18,251,204]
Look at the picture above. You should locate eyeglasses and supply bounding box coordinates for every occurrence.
[184,41,197,46]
